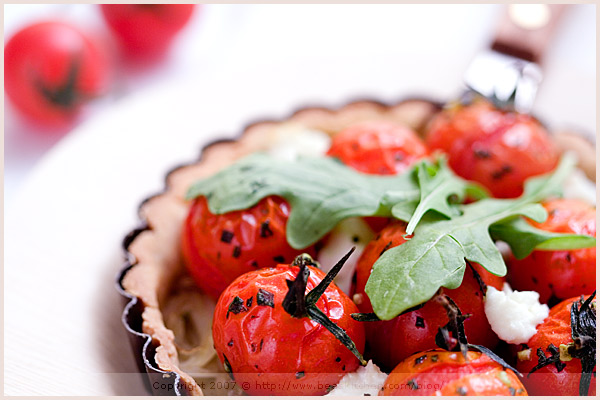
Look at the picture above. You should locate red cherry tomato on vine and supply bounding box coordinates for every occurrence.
[516,295,596,396]
[353,220,504,370]
[507,199,596,303]
[182,195,316,299]
[381,349,527,396]
[4,21,110,127]
[100,4,196,61]
[327,121,428,175]
[425,99,559,198]
[212,261,365,396]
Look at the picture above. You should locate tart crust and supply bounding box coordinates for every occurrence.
[117,98,593,395]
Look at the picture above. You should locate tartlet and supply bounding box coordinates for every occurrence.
[117,98,593,395]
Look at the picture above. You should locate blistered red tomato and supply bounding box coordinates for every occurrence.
[327,121,428,175]
[508,199,596,303]
[4,21,110,127]
[425,99,559,198]
[353,220,504,370]
[381,349,527,396]
[516,295,596,396]
[100,4,195,61]
[212,260,365,396]
[182,195,315,299]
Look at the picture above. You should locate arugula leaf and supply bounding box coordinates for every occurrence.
[365,155,582,320]
[490,218,596,259]
[186,153,422,249]
[404,157,488,235]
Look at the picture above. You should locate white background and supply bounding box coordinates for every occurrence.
[4,4,596,396]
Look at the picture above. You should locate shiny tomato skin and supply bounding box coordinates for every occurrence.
[425,100,559,198]
[4,21,110,127]
[516,296,596,396]
[381,350,527,396]
[100,4,195,61]
[507,199,596,303]
[353,220,504,371]
[182,196,315,300]
[327,121,428,175]
[213,264,365,396]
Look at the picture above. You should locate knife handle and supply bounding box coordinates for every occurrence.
[491,4,567,64]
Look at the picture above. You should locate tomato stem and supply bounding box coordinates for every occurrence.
[283,248,366,366]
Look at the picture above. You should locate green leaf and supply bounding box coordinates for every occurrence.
[490,218,596,259]
[186,153,421,249]
[365,155,579,320]
[404,157,488,234]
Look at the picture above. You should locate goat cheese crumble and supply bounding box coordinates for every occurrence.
[484,283,549,344]
[326,360,388,396]
[267,123,331,161]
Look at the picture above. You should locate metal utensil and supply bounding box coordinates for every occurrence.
[464,4,566,113]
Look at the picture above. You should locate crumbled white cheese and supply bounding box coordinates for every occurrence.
[317,218,375,295]
[562,167,596,205]
[484,283,549,344]
[326,360,387,396]
[267,123,331,161]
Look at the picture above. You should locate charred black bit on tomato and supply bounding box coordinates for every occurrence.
[220,230,234,243]
[273,255,285,263]
[260,220,273,238]
[527,292,596,395]
[379,241,393,257]
[407,379,418,390]
[232,246,241,258]
[259,338,264,351]
[414,355,427,366]
[415,316,425,328]
[256,288,274,308]
[227,339,234,347]
[491,164,513,180]
[473,148,492,159]
[283,249,367,365]
[227,296,248,318]
[246,296,253,308]
[335,357,341,362]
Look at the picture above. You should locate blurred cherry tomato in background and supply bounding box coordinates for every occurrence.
[4,21,111,128]
[100,4,196,62]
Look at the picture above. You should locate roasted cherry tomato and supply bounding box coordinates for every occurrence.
[327,121,428,232]
[100,4,196,61]
[212,259,365,396]
[381,349,527,396]
[507,199,596,303]
[327,121,428,175]
[4,21,110,127]
[425,99,559,198]
[516,295,596,396]
[353,220,504,370]
[182,195,315,299]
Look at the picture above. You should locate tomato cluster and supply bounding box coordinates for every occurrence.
[181,104,595,395]
[5,5,196,128]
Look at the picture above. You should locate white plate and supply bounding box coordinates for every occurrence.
[4,5,595,395]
